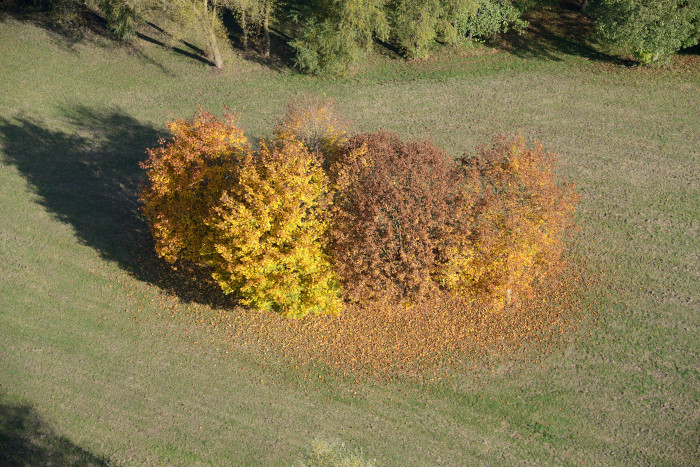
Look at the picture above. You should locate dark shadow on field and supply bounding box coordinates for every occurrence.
[220,8,296,73]
[1,2,295,73]
[678,43,700,57]
[498,0,633,67]
[0,107,237,309]
[136,30,214,68]
[138,20,227,69]
[0,3,172,74]
[0,399,109,466]
[0,1,116,50]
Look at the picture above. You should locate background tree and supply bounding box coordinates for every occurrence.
[106,0,238,68]
[172,0,228,68]
[388,0,528,58]
[389,0,443,58]
[228,0,275,56]
[440,0,481,44]
[100,0,143,41]
[592,0,700,63]
[291,0,389,75]
[458,0,528,43]
[229,0,259,50]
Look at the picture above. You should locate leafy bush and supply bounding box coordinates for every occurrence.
[329,131,464,303]
[141,109,340,318]
[292,19,367,77]
[389,0,444,58]
[100,0,142,41]
[291,0,389,76]
[444,135,578,309]
[593,0,700,63]
[205,138,342,318]
[139,109,248,265]
[388,0,527,57]
[460,0,528,42]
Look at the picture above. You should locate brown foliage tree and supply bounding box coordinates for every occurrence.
[329,131,464,304]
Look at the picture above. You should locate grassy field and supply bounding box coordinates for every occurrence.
[1,7,699,465]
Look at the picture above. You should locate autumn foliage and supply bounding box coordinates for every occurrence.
[445,136,579,310]
[140,109,340,318]
[139,109,248,265]
[329,131,463,303]
[140,104,579,327]
[205,139,341,318]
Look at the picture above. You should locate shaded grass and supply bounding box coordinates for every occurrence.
[497,0,634,67]
[0,394,108,466]
[0,13,699,466]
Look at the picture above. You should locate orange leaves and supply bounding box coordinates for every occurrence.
[445,135,579,310]
[140,109,248,264]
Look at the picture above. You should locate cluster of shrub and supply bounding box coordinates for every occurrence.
[139,100,578,318]
[9,0,699,73]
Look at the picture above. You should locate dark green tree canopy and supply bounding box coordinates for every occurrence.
[593,0,700,63]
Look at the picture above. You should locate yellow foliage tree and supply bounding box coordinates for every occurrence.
[205,138,342,318]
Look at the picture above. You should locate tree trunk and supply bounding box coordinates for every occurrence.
[262,0,270,58]
[241,9,248,51]
[209,26,224,68]
[205,0,223,68]
[580,0,589,13]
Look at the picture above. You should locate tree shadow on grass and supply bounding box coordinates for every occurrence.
[0,4,175,75]
[0,107,237,309]
[0,1,114,50]
[497,0,634,67]
[136,31,214,68]
[220,8,296,73]
[0,399,109,466]
[1,3,296,73]
[138,20,217,68]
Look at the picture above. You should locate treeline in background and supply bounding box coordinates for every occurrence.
[4,0,700,73]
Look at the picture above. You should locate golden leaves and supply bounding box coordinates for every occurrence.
[141,108,341,319]
[446,135,579,311]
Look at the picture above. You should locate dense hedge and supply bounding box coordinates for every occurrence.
[140,103,578,317]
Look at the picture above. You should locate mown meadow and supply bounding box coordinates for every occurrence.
[0,8,698,465]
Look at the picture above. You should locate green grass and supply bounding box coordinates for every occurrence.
[1,11,699,465]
